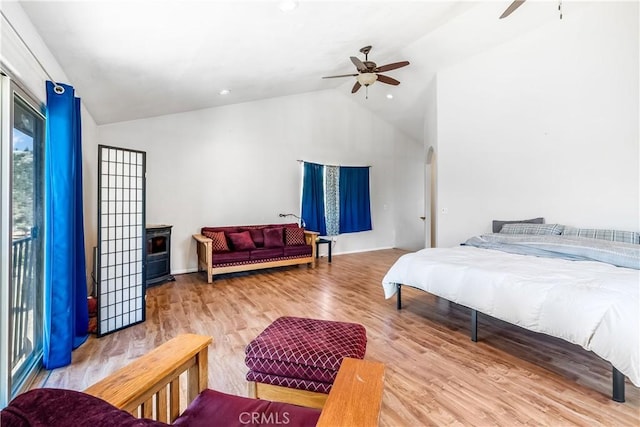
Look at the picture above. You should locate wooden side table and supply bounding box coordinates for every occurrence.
[315,238,332,263]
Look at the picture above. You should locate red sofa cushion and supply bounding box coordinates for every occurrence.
[203,231,230,252]
[264,228,284,248]
[227,231,256,251]
[212,251,251,265]
[173,389,320,427]
[250,248,284,261]
[283,245,312,257]
[285,228,306,246]
[247,228,264,247]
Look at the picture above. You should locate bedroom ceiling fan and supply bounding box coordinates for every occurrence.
[499,0,526,18]
[322,46,409,98]
[499,0,563,19]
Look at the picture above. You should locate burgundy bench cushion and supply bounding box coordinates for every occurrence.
[250,247,285,261]
[0,388,168,427]
[173,388,320,427]
[245,317,367,385]
[283,245,312,257]
[212,251,251,265]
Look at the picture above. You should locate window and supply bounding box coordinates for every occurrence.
[301,162,372,236]
[0,76,45,406]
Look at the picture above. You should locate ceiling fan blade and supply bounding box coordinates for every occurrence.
[350,56,367,72]
[322,73,359,79]
[499,0,526,19]
[375,61,410,73]
[351,81,362,93]
[376,74,400,86]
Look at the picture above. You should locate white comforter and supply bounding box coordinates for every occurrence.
[382,246,640,386]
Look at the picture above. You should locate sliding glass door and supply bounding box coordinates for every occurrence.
[0,76,45,406]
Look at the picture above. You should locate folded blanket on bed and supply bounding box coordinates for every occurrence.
[464,234,640,270]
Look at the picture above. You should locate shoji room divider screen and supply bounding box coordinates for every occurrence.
[96,145,146,336]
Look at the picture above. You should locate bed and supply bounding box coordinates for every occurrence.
[382,227,640,402]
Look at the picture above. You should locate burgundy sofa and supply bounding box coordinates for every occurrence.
[193,223,317,282]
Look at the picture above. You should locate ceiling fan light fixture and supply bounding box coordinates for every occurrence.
[219,89,230,95]
[357,73,378,86]
[278,0,298,12]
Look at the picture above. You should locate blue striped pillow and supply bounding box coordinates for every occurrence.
[562,227,639,244]
[499,223,564,235]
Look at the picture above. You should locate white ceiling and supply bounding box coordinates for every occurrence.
[18,0,558,140]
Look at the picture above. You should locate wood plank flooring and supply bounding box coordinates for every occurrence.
[34,250,639,425]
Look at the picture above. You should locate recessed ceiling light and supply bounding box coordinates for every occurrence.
[386,94,394,99]
[219,89,230,95]
[278,0,298,12]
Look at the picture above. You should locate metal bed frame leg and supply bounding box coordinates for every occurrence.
[471,309,478,342]
[612,367,625,402]
[396,284,402,310]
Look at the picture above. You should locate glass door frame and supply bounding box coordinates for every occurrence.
[0,74,45,407]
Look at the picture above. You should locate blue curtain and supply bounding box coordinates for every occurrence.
[44,81,88,369]
[339,166,372,233]
[301,162,326,235]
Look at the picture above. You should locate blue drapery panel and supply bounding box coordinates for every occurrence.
[44,81,88,369]
[301,162,326,235]
[339,166,372,233]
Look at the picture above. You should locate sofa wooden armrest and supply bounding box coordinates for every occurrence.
[84,334,385,426]
[192,233,213,282]
[84,334,212,422]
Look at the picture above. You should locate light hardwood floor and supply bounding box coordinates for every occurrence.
[34,249,639,425]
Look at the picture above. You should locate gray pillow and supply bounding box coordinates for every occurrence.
[492,217,544,233]
[500,223,564,235]
[562,227,640,244]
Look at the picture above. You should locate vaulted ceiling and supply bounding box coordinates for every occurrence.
[18,1,560,141]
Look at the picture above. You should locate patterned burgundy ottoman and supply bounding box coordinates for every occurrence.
[245,316,367,394]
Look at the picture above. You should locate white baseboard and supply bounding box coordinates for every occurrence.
[323,246,394,257]
[171,267,199,275]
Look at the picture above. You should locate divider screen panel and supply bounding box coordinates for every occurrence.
[97,145,146,336]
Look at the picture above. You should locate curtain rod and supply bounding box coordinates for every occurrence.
[297,160,371,168]
[0,10,64,93]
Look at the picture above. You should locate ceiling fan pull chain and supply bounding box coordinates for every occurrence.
[558,0,563,19]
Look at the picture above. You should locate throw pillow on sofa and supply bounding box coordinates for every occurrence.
[264,228,285,248]
[285,228,306,246]
[203,231,230,252]
[248,228,264,247]
[228,231,257,251]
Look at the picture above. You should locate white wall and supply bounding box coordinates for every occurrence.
[435,2,639,247]
[1,1,100,286]
[97,90,419,274]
